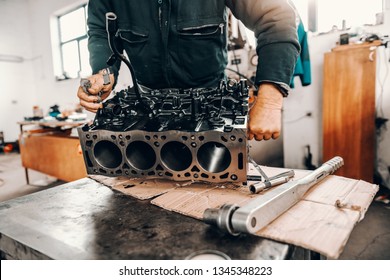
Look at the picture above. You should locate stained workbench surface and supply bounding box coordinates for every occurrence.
[0,178,288,260]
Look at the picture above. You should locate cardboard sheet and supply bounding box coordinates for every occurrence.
[89,175,192,200]
[90,165,378,259]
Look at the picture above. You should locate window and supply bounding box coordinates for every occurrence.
[292,0,383,33]
[55,4,91,80]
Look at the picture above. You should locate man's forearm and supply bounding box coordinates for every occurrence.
[226,0,300,92]
[87,0,121,83]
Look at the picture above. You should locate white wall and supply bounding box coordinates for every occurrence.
[27,0,92,124]
[0,0,132,142]
[27,0,131,111]
[367,12,390,188]
[283,32,339,169]
[0,0,84,142]
[0,0,36,142]
[283,8,390,178]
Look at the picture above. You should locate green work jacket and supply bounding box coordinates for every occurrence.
[87,0,299,92]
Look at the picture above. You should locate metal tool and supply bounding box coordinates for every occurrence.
[248,156,295,194]
[249,170,295,194]
[80,78,102,103]
[80,68,110,103]
[246,175,262,181]
[80,78,92,94]
[203,156,344,235]
[249,156,269,181]
[101,67,111,86]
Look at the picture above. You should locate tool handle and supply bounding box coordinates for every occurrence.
[323,156,344,174]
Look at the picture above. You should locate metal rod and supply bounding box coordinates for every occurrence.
[249,175,291,194]
[105,12,153,115]
[248,156,269,181]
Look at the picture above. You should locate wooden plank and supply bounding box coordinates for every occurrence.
[18,120,86,129]
[19,134,86,182]
[331,40,381,52]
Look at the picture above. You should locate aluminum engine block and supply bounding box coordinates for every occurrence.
[78,80,249,183]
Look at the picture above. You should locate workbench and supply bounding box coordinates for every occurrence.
[18,120,87,183]
[0,178,291,260]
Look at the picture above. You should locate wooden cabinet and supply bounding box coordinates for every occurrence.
[323,42,379,182]
[18,121,87,182]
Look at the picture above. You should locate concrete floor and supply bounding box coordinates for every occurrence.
[0,152,389,259]
[0,153,64,203]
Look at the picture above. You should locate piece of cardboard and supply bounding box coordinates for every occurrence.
[257,200,360,259]
[89,165,378,259]
[151,183,253,219]
[89,175,192,200]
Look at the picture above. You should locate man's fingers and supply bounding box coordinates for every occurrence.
[248,127,279,141]
[263,134,272,141]
[272,132,280,139]
[85,75,104,94]
[251,132,276,141]
[77,88,100,103]
[102,83,112,93]
[87,81,112,96]
[254,135,264,141]
[77,73,115,113]
[79,99,103,112]
[88,83,103,94]
[248,130,270,141]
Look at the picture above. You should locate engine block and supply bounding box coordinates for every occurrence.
[77,12,249,184]
[78,80,249,183]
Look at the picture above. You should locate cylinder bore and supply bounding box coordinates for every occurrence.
[161,141,192,171]
[126,141,156,170]
[94,140,122,169]
[197,142,231,173]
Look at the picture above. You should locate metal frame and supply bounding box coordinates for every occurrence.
[57,4,88,79]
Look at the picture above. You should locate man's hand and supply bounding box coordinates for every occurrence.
[248,83,284,141]
[77,71,115,113]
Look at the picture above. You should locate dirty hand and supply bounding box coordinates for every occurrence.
[248,83,284,141]
[77,71,115,113]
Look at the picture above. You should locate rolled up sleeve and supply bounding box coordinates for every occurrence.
[226,0,300,92]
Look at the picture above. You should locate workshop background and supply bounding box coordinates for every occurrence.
[0,0,390,260]
[1,0,390,172]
